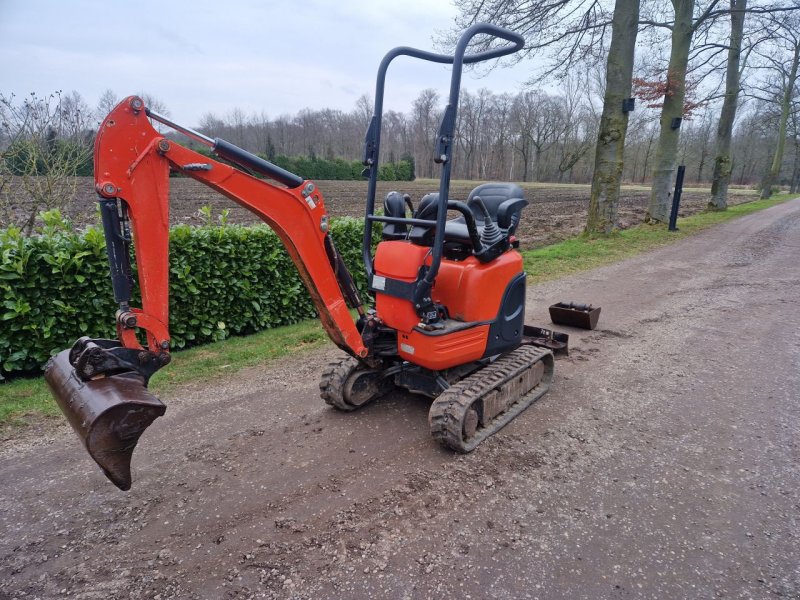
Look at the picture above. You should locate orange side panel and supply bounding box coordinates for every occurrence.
[373,240,524,370]
[374,240,525,331]
[432,251,523,322]
[374,241,429,332]
[397,325,489,371]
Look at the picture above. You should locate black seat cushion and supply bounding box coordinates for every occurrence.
[408,183,528,249]
[408,193,475,247]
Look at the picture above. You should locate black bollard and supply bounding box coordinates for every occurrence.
[668,165,686,231]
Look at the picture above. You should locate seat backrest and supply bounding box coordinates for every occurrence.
[467,182,527,234]
[414,193,440,220]
[381,191,409,240]
[407,193,439,245]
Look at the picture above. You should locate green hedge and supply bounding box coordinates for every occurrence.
[186,148,413,181]
[4,139,94,178]
[4,145,412,182]
[270,155,414,181]
[0,216,371,375]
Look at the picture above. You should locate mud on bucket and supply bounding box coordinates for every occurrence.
[44,349,166,491]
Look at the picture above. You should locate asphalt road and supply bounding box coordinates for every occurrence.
[1,198,798,599]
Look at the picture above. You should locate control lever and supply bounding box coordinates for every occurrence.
[472,196,504,247]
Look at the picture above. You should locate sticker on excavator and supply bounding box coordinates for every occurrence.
[44,349,166,491]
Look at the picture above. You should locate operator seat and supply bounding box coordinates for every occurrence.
[466,182,527,236]
[408,183,528,254]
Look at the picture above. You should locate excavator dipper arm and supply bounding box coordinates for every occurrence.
[45,96,367,490]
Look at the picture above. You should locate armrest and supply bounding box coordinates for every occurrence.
[496,198,528,232]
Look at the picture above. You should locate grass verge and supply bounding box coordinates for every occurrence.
[0,320,328,429]
[1,194,795,428]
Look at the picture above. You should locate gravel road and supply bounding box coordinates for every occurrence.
[1,199,799,599]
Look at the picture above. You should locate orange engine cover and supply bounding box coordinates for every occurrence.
[373,240,524,370]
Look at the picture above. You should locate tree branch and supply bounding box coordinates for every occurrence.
[693,0,723,31]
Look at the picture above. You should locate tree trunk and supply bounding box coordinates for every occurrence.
[642,132,655,183]
[791,123,800,193]
[630,145,640,182]
[760,43,800,199]
[585,0,640,234]
[533,146,542,182]
[709,0,746,210]
[646,0,695,223]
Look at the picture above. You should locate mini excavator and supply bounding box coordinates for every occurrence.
[45,24,555,490]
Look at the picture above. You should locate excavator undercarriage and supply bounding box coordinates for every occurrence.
[320,342,553,453]
[45,23,558,490]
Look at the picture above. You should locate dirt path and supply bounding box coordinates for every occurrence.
[2,199,799,599]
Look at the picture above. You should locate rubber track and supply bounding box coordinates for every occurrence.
[319,355,361,411]
[428,345,554,452]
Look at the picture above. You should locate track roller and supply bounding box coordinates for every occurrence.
[319,355,394,411]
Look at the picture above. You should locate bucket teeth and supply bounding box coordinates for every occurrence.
[44,349,166,491]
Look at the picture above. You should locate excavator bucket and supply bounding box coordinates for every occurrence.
[44,349,166,491]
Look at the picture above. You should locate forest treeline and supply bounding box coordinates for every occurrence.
[1,1,799,234]
[1,81,792,186]
[192,83,792,187]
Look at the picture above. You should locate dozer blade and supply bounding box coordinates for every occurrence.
[44,349,166,491]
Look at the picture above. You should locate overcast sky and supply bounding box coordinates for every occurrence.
[0,0,529,127]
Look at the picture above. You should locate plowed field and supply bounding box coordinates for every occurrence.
[3,177,756,248]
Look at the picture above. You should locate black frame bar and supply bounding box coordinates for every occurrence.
[360,23,525,305]
[668,165,686,232]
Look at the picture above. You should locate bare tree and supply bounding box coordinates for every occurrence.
[510,91,538,182]
[644,0,800,220]
[587,0,640,233]
[0,100,15,226]
[449,0,614,79]
[488,93,514,180]
[0,91,94,233]
[555,73,596,183]
[644,0,701,223]
[411,89,441,179]
[755,11,800,198]
[790,98,800,193]
[96,89,120,119]
[456,89,483,179]
[730,109,773,184]
[448,0,651,230]
[226,107,248,148]
[708,0,747,210]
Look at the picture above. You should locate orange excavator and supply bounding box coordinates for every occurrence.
[45,24,555,491]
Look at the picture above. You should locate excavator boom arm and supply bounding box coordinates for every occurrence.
[94,96,367,361]
[44,96,368,491]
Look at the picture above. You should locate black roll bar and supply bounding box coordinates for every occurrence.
[361,23,525,305]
